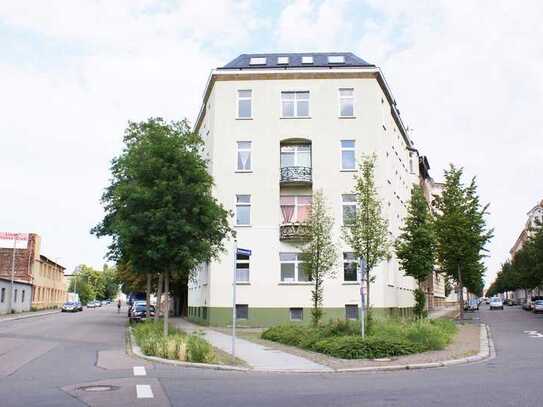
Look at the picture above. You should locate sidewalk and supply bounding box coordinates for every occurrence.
[0,309,59,323]
[171,318,333,372]
[429,307,458,320]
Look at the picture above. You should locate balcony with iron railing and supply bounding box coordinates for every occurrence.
[279,222,311,241]
[280,166,312,185]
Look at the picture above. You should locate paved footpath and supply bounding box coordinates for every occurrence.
[172,317,332,371]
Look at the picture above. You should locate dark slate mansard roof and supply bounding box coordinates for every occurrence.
[219,52,374,70]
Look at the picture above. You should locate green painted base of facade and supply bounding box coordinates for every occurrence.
[188,306,414,327]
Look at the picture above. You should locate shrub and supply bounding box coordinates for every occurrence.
[413,288,428,319]
[311,336,424,359]
[261,325,308,346]
[187,333,215,363]
[318,319,359,337]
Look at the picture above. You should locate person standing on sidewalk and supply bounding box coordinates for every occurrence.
[117,299,121,313]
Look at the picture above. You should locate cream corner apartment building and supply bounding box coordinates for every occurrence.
[188,52,424,327]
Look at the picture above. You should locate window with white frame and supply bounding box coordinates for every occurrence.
[14,289,18,303]
[235,195,251,225]
[290,308,303,321]
[280,144,311,168]
[21,290,25,303]
[339,88,354,117]
[342,194,357,225]
[236,304,249,320]
[0,287,5,303]
[343,252,358,282]
[341,140,356,170]
[280,195,312,223]
[237,90,252,118]
[345,304,359,320]
[280,253,311,282]
[236,252,250,282]
[302,56,313,64]
[236,141,252,171]
[281,91,309,118]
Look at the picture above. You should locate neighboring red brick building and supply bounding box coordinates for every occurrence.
[0,233,66,309]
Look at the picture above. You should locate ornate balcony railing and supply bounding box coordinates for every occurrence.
[280,166,312,185]
[280,223,311,241]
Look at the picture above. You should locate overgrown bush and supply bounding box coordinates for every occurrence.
[133,321,215,363]
[413,288,428,319]
[312,336,424,359]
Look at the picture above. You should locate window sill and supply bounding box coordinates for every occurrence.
[235,225,252,228]
[236,117,253,120]
[280,116,312,120]
[342,282,360,285]
[278,282,314,286]
[235,282,251,285]
[338,116,357,119]
[235,170,253,174]
[340,169,357,172]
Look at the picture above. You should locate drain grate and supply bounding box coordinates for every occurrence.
[79,385,120,392]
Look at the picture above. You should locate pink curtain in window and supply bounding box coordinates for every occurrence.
[281,196,295,223]
[297,196,312,222]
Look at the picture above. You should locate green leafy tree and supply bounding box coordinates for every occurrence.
[299,190,338,326]
[433,166,493,320]
[92,118,233,335]
[342,155,390,335]
[395,185,436,318]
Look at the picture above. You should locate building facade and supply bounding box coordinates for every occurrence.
[188,53,425,326]
[0,277,32,314]
[0,233,66,310]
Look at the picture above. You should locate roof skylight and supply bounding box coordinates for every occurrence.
[301,56,313,64]
[277,56,289,64]
[249,57,267,65]
[328,55,345,63]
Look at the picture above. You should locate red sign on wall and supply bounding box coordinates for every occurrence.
[0,232,28,241]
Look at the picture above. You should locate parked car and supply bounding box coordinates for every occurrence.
[466,299,479,312]
[62,302,82,312]
[87,300,100,308]
[504,298,514,306]
[533,300,543,314]
[101,300,108,306]
[489,297,504,310]
[129,304,155,322]
[128,300,147,318]
[522,301,532,311]
[485,298,490,304]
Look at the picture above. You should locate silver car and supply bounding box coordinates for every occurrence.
[489,297,504,310]
[533,300,543,314]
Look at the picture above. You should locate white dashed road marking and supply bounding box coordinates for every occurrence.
[133,366,146,376]
[136,384,154,399]
[523,330,543,338]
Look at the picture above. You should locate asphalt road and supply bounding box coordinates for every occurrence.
[1,304,543,406]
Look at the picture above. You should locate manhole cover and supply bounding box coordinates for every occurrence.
[79,385,120,392]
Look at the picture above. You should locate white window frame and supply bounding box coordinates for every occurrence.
[343,252,359,282]
[280,253,310,282]
[302,56,313,64]
[342,194,357,225]
[340,140,356,171]
[328,55,345,64]
[338,88,355,117]
[249,57,266,65]
[236,141,252,172]
[289,307,303,321]
[345,304,359,320]
[235,304,249,320]
[237,89,252,119]
[277,56,289,64]
[280,144,311,168]
[280,195,312,223]
[281,91,310,118]
[236,252,250,283]
[235,194,251,226]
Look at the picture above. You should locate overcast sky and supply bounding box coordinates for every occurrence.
[1,0,542,286]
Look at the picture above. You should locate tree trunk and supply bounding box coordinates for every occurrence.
[145,273,151,319]
[155,273,163,322]
[458,265,464,322]
[163,271,170,337]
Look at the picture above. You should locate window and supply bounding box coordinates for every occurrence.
[1,288,5,303]
[345,304,359,320]
[280,144,311,168]
[237,90,252,118]
[342,194,357,225]
[235,195,251,226]
[236,304,248,320]
[14,289,18,303]
[249,57,266,65]
[280,253,310,282]
[290,308,303,321]
[409,152,414,174]
[236,141,252,171]
[236,252,250,282]
[281,91,309,118]
[328,55,345,63]
[21,290,25,303]
[343,253,358,282]
[341,140,356,170]
[339,88,354,117]
[277,56,289,64]
[302,56,313,64]
[280,196,312,223]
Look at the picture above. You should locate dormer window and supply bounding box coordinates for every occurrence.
[277,56,289,65]
[328,55,345,63]
[301,56,313,64]
[249,57,266,65]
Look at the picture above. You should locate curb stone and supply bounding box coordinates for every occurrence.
[128,323,494,374]
[0,309,60,323]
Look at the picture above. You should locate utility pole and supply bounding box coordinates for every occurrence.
[232,239,237,362]
[9,237,16,314]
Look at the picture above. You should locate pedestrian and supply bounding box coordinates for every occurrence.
[117,299,121,313]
